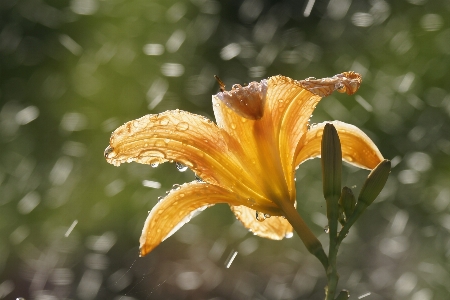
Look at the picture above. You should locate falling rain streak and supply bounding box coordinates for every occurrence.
[65,220,78,237]
[358,292,371,299]
[225,250,238,268]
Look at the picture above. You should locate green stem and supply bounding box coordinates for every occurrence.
[337,203,367,246]
[325,195,340,300]
[278,200,329,271]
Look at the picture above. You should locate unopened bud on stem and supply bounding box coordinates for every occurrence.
[358,159,391,207]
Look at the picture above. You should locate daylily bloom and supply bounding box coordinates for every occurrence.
[104,72,384,256]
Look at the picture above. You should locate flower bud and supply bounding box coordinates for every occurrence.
[358,159,391,207]
[321,123,342,200]
[339,186,356,220]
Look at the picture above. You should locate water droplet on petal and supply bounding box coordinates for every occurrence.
[172,184,181,191]
[231,123,237,129]
[104,146,114,158]
[159,116,170,125]
[176,122,189,131]
[324,225,330,233]
[176,162,188,172]
[246,198,256,207]
[264,214,271,218]
[151,163,159,168]
[195,174,204,182]
[256,211,266,222]
[285,232,294,238]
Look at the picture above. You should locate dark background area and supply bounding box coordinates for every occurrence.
[1,0,449,299]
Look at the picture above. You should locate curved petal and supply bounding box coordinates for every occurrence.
[212,76,319,204]
[212,94,291,204]
[230,205,293,240]
[213,73,361,202]
[140,182,243,256]
[105,110,275,208]
[277,73,361,192]
[295,121,384,169]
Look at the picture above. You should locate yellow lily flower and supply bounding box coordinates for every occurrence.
[104,72,384,256]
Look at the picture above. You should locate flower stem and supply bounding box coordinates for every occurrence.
[278,200,328,271]
[325,195,339,300]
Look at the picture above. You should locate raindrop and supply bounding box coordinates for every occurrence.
[225,250,238,268]
[159,117,170,125]
[285,231,294,238]
[157,196,164,201]
[176,162,188,172]
[231,123,237,129]
[264,214,271,218]
[195,174,204,182]
[324,225,330,233]
[151,163,159,168]
[172,184,181,191]
[246,198,256,206]
[255,211,266,222]
[104,146,114,158]
[176,122,189,131]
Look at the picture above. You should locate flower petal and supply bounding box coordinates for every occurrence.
[213,91,292,204]
[105,110,277,209]
[295,121,384,169]
[140,182,285,256]
[140,182,243,256]
[230,205,293,240]
[213,74,361,202]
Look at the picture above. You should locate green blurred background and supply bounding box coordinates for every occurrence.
[1,0,450,299]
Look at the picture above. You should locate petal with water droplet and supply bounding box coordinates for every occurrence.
[140,182,241,256]
[229,205,293,240]
[105,110,266,201]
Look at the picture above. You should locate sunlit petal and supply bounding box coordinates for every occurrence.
[213,96,291,204]
[213,74,362,203]
[213,76,316,204]
[230,205,293,240]
[140,182,242,256]
[105,110,275,207]
[140,182,285,256]
[295,121,384,169]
